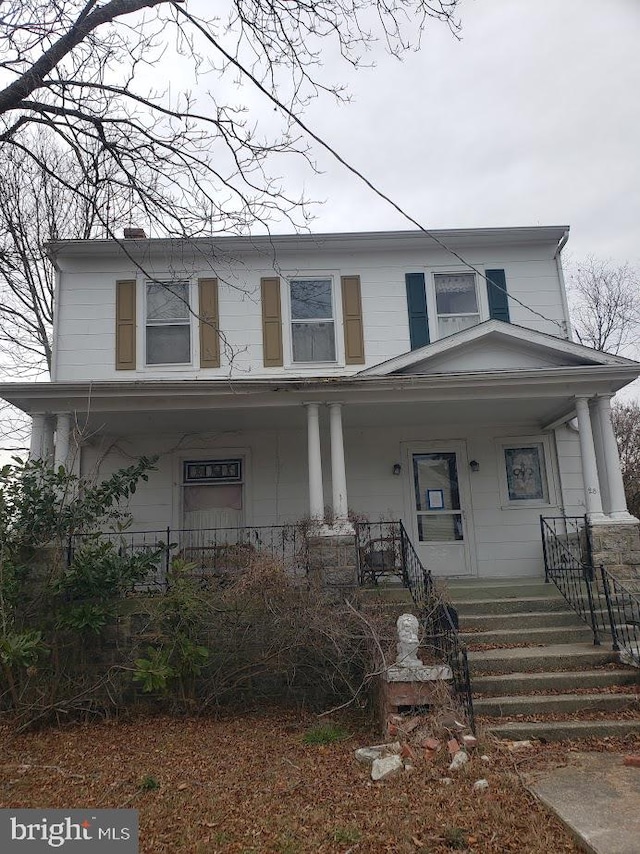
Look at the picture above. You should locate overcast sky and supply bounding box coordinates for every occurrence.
[271,0,639,266]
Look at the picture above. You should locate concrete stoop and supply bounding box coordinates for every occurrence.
[448,578,640,742]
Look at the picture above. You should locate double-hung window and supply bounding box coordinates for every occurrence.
[434,273,480,338]
[289,278,336,363]
[146,280,191,365]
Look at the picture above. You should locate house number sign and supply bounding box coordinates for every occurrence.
[183,459,242,484]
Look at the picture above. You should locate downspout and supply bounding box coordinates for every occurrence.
[554,229,573,341]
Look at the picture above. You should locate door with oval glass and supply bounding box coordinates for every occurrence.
[404,442,475,577]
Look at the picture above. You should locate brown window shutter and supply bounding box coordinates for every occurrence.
[341,275,365,365]
[198,278,220,368]
[115,279,136,370]
[261,277,283,367]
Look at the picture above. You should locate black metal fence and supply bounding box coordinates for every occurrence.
[540,515,608,645]
[600,566,640,667]
[354,521,404,586]
[67,524,310,590]
[354,521,475,730]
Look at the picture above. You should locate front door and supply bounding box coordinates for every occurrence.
[404,442,475,577]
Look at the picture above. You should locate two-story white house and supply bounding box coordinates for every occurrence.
[2,226,639,579]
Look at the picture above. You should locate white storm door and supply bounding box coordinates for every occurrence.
[405,442,475,577]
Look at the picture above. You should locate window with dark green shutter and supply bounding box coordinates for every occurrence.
[485,269,510,323]
[405,273,430,350]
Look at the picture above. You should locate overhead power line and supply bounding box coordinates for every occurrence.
[176,3,566,335]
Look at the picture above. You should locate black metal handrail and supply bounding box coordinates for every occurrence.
[540,515,607,645]
[67,524,310,589]
[540,515,593,574]
[600,566,640,667]
[354,520,474,730]
[398,522,475,733]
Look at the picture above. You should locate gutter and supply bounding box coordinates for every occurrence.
[2,364,640,408]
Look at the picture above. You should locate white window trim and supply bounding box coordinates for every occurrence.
[139,277,196,370]
[281,271,344,368]
[495,434,558,510]
[426,269,489,343]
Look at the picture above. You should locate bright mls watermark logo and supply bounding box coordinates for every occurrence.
[0,810,138,852]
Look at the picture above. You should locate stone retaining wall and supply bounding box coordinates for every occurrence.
[589,523,640,588]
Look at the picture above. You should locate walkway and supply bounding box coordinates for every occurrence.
[526,751,640,854]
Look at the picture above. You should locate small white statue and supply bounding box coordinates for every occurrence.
[395,613,422,669]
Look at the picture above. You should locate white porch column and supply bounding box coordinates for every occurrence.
[41,416,55,462]
[29,413,46,460]
[329,402,349,523]
[575,396,606,522]
[54,412,72,470]
[589,398,611,514]
[595,395,638,522]
[305,403,325,520]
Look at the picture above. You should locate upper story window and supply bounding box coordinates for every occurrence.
[434,273,480,338]
[289,278,336,363]
[145,281,191,365]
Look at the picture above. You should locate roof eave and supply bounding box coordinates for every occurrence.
[45,225,572,260]
[1,364,638,414]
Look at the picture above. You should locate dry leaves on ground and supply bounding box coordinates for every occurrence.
[0,707,601,853]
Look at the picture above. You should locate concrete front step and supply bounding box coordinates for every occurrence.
[464,624,595,646]
[444,579,554,601]
[474,691,639,718]
[468,643,618,676]
[472,669,640,696]
[454,595,572,615]
[484,718,640,742]
[441,578,637,742]
[358,586,413,604]
[462,610,600,631]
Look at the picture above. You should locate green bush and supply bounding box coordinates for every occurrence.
[0,456,159,725]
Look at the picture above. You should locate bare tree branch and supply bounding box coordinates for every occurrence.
[0,0,461,239]
[0,0,461,452]
[612,401,640,520]
[567,256,640,355]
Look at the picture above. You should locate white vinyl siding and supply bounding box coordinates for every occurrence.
[52,238,569,381]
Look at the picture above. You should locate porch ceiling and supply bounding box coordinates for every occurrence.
[62,395,582,437]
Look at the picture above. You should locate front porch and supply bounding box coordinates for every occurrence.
[45,388,636,581]
[4,320,638,581]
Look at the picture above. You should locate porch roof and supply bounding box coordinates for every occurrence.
[1,360,638,435]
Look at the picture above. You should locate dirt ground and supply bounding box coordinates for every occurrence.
[1,707,637,853]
